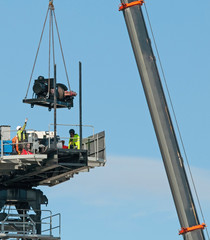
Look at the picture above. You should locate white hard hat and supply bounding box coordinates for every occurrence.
[16,126,21,130]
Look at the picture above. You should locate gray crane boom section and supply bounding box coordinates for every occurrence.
[120,1,205,239]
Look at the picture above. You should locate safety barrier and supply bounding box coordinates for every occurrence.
[0,125,106,163]
[48,123,95,149]
[0,207,61,238]
[48,123,106,162]
[1,129,38,157]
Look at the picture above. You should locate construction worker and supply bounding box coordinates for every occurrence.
[17,118,28,142]
[19,144,32,155]
[61,140,68,149]
[68,129,80,149]
[12,135,19,154]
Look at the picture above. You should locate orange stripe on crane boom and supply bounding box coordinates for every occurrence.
[179,223,207,235]
[119,1,144,11]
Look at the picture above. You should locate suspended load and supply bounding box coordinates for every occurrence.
[23,0,77,111]
[23,76,77,109]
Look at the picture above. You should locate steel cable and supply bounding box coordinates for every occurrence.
[25,0,71,99]
[48,7,52,96]
[53,11,71,91]
[51,12,56,67]
[25,8,50,99]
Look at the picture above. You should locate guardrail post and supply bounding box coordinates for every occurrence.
[59,213,61,237]
[79,61,83,150]
[1,131,3,158]
[23,210,25,234]
[50,213,52,236]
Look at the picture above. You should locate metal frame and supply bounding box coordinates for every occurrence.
[0,207,61,240]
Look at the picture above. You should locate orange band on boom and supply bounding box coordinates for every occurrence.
[119,1,144,11]
[179,223,207,235]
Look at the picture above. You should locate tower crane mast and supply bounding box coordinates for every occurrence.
[119,1,206,239]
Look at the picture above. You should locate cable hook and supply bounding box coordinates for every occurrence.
[49,1,54,10]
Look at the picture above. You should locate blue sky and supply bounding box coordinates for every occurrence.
[1,0,210,239]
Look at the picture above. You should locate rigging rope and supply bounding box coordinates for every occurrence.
[25,8,49,99]
[25,0,72,99]
[51,12,56,67]
[143,3,210,239]
[53,11,71,91]
[48,6,52,96]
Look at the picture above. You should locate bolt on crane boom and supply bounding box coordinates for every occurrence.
[119,1,206,239]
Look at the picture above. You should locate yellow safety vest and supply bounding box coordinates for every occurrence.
[68,134,80,149]
[17,122,27,141]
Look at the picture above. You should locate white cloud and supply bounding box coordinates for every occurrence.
[41,155,210,239]
[43,155,210,214]
[189,167,210,202]
[44,156,172,211]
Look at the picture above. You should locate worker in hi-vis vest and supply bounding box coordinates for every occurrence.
[68,129,80,149]
[16,118,28,142]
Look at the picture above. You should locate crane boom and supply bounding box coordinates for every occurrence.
[120,1,205,239]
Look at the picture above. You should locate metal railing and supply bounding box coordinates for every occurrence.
[41,213,61,237]
[48,123,95,149]
[1,212,36,234]
[0,208,61,238]
[48,123,101,161]
[0,125,105,163]
[48,124,105,161]
[0,128,53,157]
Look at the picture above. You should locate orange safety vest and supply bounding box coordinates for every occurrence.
[12,136,19,153]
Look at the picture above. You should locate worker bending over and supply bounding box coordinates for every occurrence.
[68,129,80,149]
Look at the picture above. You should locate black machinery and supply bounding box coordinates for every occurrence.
[23,76,77,110]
